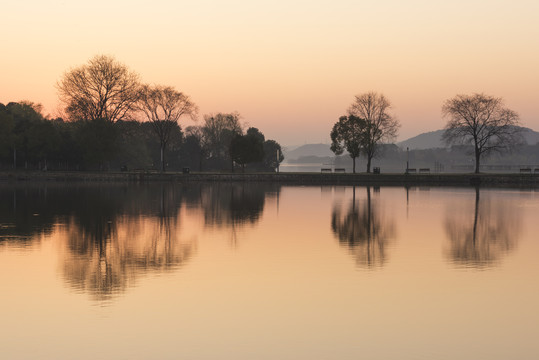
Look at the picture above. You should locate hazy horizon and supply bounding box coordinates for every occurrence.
[2,0,538,146]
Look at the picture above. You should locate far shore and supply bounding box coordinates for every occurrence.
[1,170,538,187]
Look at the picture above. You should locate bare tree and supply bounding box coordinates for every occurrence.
[202,112,243,171]
[57,55,140,122]
[442,93,522,173]
[348,92,399,173]
[139,84,198,172]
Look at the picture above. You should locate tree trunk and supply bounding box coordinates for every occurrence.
[474,147,480,173]
[366,156,372,173]
[352,157,356,173]
[160,145,165,172]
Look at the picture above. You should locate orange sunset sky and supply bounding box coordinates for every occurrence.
[1,0,538,146]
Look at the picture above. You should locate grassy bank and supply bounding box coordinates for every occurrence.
[1,170,538,187]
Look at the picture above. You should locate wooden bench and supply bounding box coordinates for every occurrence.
[134,168,158,173]
[406,168,417,174]
[520,168,532,173]
[321,168,332,173]
[334,168,346,173]
[419,168,430,173]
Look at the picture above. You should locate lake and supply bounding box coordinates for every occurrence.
[1,183,538,359]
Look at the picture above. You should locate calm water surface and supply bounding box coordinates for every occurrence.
[1,183,538,360]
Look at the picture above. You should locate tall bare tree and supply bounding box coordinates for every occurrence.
[442,93,522,173]
[348,92,399,172]
[57,55,140,123]
[139,85,198,172]
[202,112,243,171]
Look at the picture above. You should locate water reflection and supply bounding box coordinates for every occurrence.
[444,187,521,268]
[0,186,69,246]
[61,214,195,302]
[0,183,280,301]
[331,186,396,268]
[198,183,280,227]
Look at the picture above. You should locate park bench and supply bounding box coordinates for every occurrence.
[419,168,430,173]
[406,168,417,174]
[520,168,532,173]
[134,168,157,174]
[321,168,332,173]
[334,168,346,173]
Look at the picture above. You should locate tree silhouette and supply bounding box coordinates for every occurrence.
[442,93,522,173]
[202,112,243,171]
[57,55,140,123]
[138,84,198,172]
[229,128,265,172]
[347,92,400,173]
[330,115,363,173]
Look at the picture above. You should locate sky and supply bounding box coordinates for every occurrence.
[1,0,538,146]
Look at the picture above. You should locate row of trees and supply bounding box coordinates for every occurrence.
[1,55,284,172]
[184,113,284,172]
[0,101,283,172]
[331,92,522,174]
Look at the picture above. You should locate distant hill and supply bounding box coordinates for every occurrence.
[283,143,333,160]
[398,130,445,150]
[398,127,539,150]
[282,127,539,161]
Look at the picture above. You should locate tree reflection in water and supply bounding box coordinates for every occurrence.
[0,183,280,301]
[198,183,279,226]
[196,183,280,246]
[331,186,396,268]
[444,187,521,268]
[60,184,196,302]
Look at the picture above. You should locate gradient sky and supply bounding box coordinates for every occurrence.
[1,0,538,146]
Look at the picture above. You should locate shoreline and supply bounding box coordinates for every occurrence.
[1,170,538,187]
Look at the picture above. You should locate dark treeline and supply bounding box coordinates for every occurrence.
[0,102,283,172]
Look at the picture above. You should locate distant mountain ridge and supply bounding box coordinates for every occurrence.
[397,130,445,150]
[283,143,333,160]
[398,126,539,150]
[282,127,539,161]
